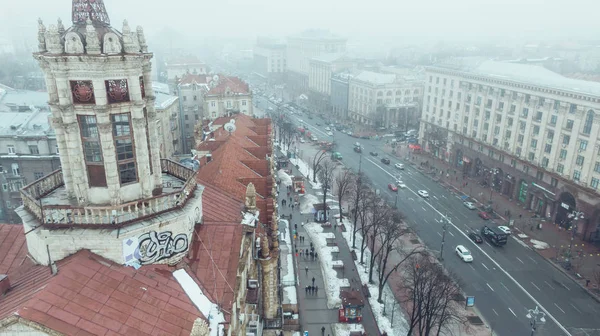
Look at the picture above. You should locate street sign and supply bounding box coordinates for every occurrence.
[466,296,475,307]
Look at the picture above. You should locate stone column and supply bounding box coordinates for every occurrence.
[96,120,120,204]
[50,116,73,193]
[143,63,163,186]
[260,257,279,318]
[131,115,153,198]
[63,121,87,203]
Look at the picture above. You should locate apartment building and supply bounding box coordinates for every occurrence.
[253,37,287,79]
[177,73,213,153]
[307,53,354,113]
[348,70,423,128]
[204,75,252,120]
[420,58,600,239]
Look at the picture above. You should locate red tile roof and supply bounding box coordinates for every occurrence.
[0,250,202,335]
[178,73,210,85]
[206,76,250,95]
[0,224,32,277]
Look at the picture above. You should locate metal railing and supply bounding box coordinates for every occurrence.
[20,159,197,227]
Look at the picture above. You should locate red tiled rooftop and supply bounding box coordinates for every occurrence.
[206,76,250,95]
[178,73,210,85]
[0,224,32,277]
[0,250,203,336]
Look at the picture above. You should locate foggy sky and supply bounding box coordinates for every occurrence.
[1,0,599,44]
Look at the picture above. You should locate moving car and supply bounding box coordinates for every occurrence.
[316,122,321,126]
[463,201,476,210]
[369,151,378,156]
[325,127,331,131]
[299,138,305,143]
[481,225,508,246]
[388,183,398,192]
[354,146,362,153]
[455,245,473,262]
[394,163,404,170]
[497,226,512,235]
[468,232,483,244]
[327,131,333,136]
[478,211,491,220]
[381,158,391,165]
[396,180,406,189]
[417,190,429,198]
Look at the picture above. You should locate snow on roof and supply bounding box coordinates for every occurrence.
[433,57,600,97]
[0,110,53,137]
[354,71,397,85]
[173,269,225,336]
[242,210,259,226]
[155,92,178,110]
[152,81,170,94]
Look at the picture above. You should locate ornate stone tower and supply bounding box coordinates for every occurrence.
[18,0,203,266]
[35,1,158,205]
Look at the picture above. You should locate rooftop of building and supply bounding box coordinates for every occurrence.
[206,75,250,96]
[431,57,600,97]
[310,53,349,64]
[0,248,203,336]
[178,73,211,86]
[152,81,170,95]
[353,70,397,85]
[155,92,178,110]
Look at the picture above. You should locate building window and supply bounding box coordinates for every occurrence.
[1,184,7,191]
[535,111,543,122]
[563,135,570,145]
[139,76,145,99]
[522,108,529,118]
[70,80,96,104]
[533,125,540,135]
[528,152,535,161]
[595,162,600,173]
[242,100,247,106]
[55,144,59,154]
[111,113,137,185]
[580,140,588,150]
[583,110,594,135]
[531,139,537,148]
[536,171,544,180]
[105,79,130,104]
[559,149,567,159]
[183,96,187,102]
[78,115,107,187]
[550,115,557,125]
[573,170,581,181]
[11,163,19,176]
[185,115,189,120]
[34,172,44,180]
[544,144,552,153]
[551,178,558,187]
[7,145,15,154]
[592,178,600,189]
[566,119,574,130]
[211,101,216,107]
[29,145,39,154]
[541,157,549,168]
[557,163,564,173]
[576,155,585,166]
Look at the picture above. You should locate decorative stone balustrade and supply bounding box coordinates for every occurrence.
[20,159,197,227]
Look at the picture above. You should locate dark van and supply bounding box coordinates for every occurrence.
[481,225,508,246]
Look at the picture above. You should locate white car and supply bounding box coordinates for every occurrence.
[463,201,476,210]
[325,127,331,131]
[327,131,333,136]
[396,180,406,189]
[497,226,512,235]
[395,163,405,170]
[456,245,473,262]
[299,138,305,143]
[417,190,429,198]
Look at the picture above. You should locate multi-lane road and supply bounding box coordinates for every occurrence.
[256,94,600,336]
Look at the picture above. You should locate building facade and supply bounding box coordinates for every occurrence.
[177,73,212,153]
[331,72,352,120]
[419,58,600,240]
[348,70,423,127]
[253,38,286,79]
[204,75,253,120]
[154,92,181,157]
[307,54,354,113]
[165,56,207,92]
[286,30,346,94]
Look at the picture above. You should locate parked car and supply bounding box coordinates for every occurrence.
[327,131,333,136]
[417,190,429,198]
[370,151,378,156]
[316,122,321,126]
[388,183,398,192]
[463,201,476,210]
[299,138,305,143]
[497,226,512,235]
[381,158,390,164]
[455,245,473,262]
[478,211,491,220]
[468,232,483,244]
[325,126,331,131]
[396,180,406,189]
[394,163,404,170]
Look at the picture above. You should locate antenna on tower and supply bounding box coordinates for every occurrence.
[72,0,111,26]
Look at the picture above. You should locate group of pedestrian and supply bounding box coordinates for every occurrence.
[299,249,318,260]
[305,285,319,295]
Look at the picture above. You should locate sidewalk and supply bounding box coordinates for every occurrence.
[383,143,600,299]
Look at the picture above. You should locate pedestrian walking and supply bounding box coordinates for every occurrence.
[315,252,318,260]
[310,251,314,260]
[321,326,326,336]
[305,266,308,276]
[315,285,319,295]
[289,197,292,203]
[291,204,295,211]
[305,286,309,294]
[309,286,313,295]
[305,249,309,256]
[290,213,293,220]
[312,277,315,286]
[294,223,298,230]
[299,250,303,257]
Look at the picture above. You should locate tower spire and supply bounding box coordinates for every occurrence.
[72,0,110,26]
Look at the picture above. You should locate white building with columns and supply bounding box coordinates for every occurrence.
[18,6,203,267]
[420,58,600,239]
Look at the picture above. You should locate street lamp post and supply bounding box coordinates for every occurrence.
[382,294,387,316]
[567,210,585,262]
[439,215,448,261]
[526,306,546,336]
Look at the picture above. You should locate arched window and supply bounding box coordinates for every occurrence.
[583,110,594,135]
[377,91,383,96]
[405,90,410,95]
[413,89,419,95]
[387,91,392,96]
[396,90,401,95]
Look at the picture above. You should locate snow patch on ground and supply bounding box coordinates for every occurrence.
[300,194,319,214]
[277,169,293,186]
[339,218,409,336]
[304,223,349,309]
[332,323,365,335]
[290,157,323,189]
[531,239,550,250]
[283,286,298,304]
[282,254,295,283]
[517,233,529,239]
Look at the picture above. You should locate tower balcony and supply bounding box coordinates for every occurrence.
[20,159,197,228]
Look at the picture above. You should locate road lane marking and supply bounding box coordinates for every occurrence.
[500,282,509,291]
[492,309,499,316]
[508,308,517,317]
[448,231,454,237]
[469,264,476,271]
[484,241,493,248]
[544,281,555,290]
[570,303,582,314]
[422,207,426,211]
[516,257,525,264]
[554,303,566,314]
[481,262,490,270]
[561,283,571,291]
[363,158,573,336]
[433,195,438,200]
[527,256,538,264]
[486,283,494,291]
[437,232,442,237]
[531,282,541,291]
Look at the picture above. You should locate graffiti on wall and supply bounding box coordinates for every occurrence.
[134,231,188,264]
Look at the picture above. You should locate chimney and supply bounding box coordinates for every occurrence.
[206,154,212,163]
[0,275,10,295]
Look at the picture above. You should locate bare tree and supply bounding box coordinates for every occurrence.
[367,197,394,283]
[375,212,422,303]
[351,172,369,249]
[401,255,464,336]
[311,150,328,183]
[318,159,337,222]
[334,168,354,220]
[280,121,296,151]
